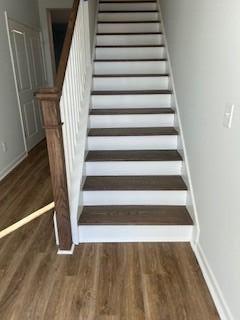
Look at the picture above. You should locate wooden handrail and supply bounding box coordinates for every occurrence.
[0,202,55,239]
[36,0,81,251]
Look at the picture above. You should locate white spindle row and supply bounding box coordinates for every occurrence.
[59,0,91,242]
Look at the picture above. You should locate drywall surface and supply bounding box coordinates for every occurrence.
[38,0,74,85]
[0,0,40,180]
[160,0,240,318]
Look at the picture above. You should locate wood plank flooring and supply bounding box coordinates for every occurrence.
[0,140,219,319]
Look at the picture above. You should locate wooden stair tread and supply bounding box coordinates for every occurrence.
[79,206,193,225]
[98,20,160,23]
[100,1,157,3]
[94,59,167,62]
[88,127,178,136]
[97,32,162,35]
[96,45,164,47]
[83,176,187,191]
[86,150,182,162]
[93,74,169,77]
[90,108,174,115]
[91,89,171,95]
[99,10,158,13]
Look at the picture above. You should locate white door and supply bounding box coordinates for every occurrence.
[8,19,46,151]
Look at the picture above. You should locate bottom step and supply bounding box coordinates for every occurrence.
[78,205,193,243]
[78,225,193,243]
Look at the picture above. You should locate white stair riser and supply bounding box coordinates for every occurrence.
[98,12,159,21]
[97,34,163,46]
[89,114,174,128]
[92,94,171,108]
[88,135,177,150]
[78,225,193,243]
[98,22,161,33]
[83,190,187,205]
[86,161,182,176]
[94,61,167,75]
[95,47,165,60]
[93,77,169,90]
[99,2,157,11]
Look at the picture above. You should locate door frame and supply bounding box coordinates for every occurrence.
[4,11,47,153]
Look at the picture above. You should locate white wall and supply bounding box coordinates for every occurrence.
[160,0,240,318]
[38,0,74,85]
[0,0,40,180]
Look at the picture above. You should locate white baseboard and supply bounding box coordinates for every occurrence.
[57,244,75,255]
[192,243,234,320]
[0,151,27,181]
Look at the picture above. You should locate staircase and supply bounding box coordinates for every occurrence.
[78,0,193,242]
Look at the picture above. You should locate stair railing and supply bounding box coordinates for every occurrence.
[36,0,91,251]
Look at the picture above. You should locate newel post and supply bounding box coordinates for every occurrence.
[37,89,73,251]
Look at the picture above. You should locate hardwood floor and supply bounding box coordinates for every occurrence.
[0,141,219,319]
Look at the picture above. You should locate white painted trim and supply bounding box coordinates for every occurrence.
[192,243,234,320]
[157,1,200,243]
[57,244,75,255]
[53,212,60,246]
[0,151,27,181]
[5,11,28,153]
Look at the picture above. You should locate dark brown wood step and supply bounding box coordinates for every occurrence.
[96,44,164,47]
[94,59,167,62]
[90,108,174,115]
[93,74,169,77]
[100,1,157,3]
[98,20,160,23]
[88,127,178,136]
[99,10,158,13]
[83,176,187,191]
[91,90,171,95]
[97,32,162,35]
[79,206,193,225]
[86,150,182,162]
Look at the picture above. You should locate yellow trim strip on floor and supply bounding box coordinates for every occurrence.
[0,202,55,239]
